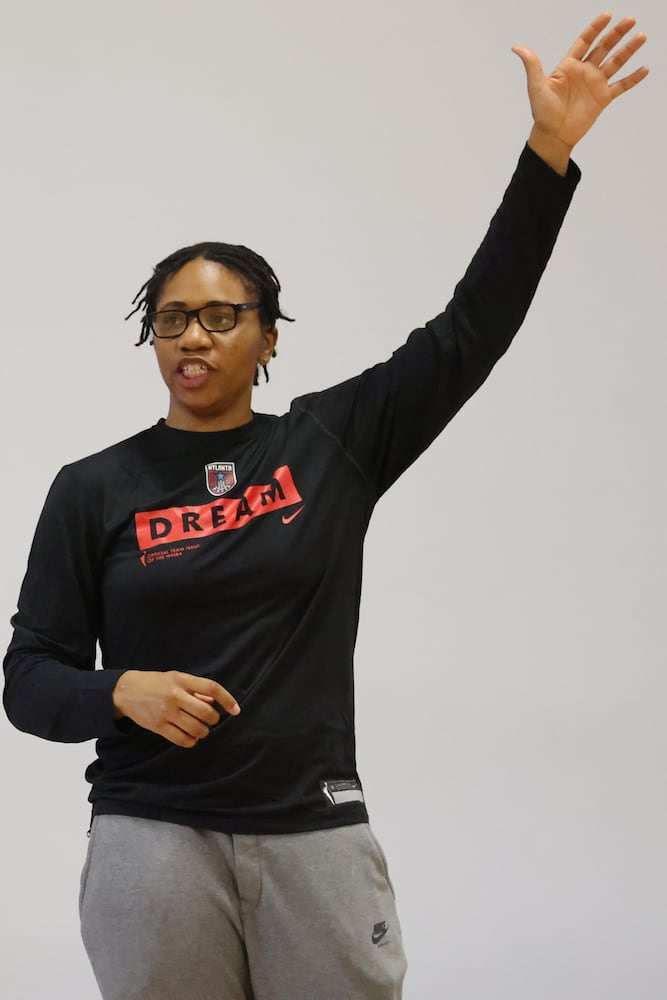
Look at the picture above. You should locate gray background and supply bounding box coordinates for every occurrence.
[1,1,664,997]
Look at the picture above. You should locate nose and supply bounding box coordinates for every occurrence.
[179,314,214,349]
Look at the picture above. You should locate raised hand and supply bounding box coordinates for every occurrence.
[112,669,241,748]
[512,13,649,173]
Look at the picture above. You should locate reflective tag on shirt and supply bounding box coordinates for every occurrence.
[321,778,365,806]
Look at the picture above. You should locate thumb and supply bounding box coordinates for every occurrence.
[511,45,545,89]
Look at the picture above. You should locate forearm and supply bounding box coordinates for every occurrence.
[443,142,580,386]
[3,638,127,743]
[1,462,123,743]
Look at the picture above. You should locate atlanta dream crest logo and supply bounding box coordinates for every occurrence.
[205,462,237,497]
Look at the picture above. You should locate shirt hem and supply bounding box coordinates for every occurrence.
[92,798,369,835]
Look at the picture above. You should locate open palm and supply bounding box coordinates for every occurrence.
[513,13,648,151]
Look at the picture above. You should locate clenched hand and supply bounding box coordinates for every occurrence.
[112,670,240,748]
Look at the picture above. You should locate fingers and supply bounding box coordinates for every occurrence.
[600,31,648,79]
[583,15,637,66]
[184,674,241,716]
[162,721,204,750]
[159,676,241,748]
[511,45,544,88]
[115,670,241,748]
[565,14,648,81]
[565,12,614,61]
[155,695,218,749]
[183,692,221,727]
[176,705,214,740]
[581,15,649,100]
[609,63,650,100]
[158,673,240,746]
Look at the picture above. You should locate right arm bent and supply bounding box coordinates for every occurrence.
[3,466,238,745]
[112,669,240,749]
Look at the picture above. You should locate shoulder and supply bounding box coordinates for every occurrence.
[54,425,163,495]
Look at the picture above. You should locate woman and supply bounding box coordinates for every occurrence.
[2,14,648,1000]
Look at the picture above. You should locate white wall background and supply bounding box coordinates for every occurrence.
[1,1,664,998]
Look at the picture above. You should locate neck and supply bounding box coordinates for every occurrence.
[165,403,254,432]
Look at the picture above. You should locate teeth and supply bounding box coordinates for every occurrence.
[182,364,208,376]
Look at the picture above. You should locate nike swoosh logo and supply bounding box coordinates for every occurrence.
[372,928,389,945]
[282,505,305,525]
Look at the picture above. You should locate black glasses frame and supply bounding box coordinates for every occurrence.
[148,302,261,339]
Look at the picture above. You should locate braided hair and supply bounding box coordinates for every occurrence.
[126,241,294,384]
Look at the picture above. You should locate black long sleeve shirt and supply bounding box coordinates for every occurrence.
[3,146,580,833]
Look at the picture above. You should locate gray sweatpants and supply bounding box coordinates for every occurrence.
[79,815,407,1000]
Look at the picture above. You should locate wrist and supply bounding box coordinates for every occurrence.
[112,670,136,719]
[527,125,573,177]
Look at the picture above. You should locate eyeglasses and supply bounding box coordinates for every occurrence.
[148,303,261,339]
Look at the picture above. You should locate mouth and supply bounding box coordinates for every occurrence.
[180,362,210,377]
[177,358,214,379]
[174,357,215,391]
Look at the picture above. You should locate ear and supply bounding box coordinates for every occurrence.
[261,324,278,363]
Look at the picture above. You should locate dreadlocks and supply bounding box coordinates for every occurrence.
[126,241,294,384]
